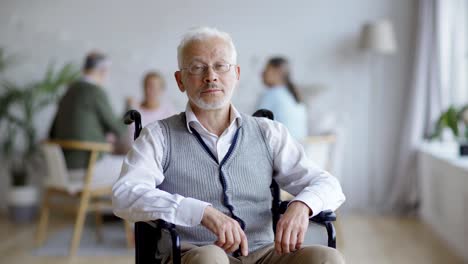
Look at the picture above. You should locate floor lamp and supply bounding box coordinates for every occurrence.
[359,20,397,210]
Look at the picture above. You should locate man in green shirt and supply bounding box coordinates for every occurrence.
[49,52,126,182]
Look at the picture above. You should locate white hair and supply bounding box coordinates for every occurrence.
[177,27,237,69]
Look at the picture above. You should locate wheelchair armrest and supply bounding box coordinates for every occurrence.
[135,220,181,264]
[155,220,181,264]
[278,201,336,223]
[278,201,289,214]
[154,219,176,229]
[311,210,336,223]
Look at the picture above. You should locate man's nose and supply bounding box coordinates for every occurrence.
[203,67,218,83]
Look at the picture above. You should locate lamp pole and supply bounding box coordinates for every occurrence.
[360,20,397,210]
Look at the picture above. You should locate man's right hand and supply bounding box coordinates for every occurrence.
[201,206,249,256]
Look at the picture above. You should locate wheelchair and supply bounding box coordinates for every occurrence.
[123,109,338,264]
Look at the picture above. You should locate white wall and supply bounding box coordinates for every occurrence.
[0,0,416,212]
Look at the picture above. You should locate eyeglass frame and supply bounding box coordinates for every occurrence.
[180,62,237,75]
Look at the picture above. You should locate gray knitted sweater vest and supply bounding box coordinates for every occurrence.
[158,113,274,252]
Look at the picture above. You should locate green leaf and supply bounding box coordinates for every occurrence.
[0,48,17,74]
[0,60,79,157]
[431,106,464,140]
[0,50,80,185]
[446,106,459,137]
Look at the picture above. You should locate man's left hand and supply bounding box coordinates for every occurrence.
[274,201,311,255]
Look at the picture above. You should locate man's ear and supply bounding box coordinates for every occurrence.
[235,65,240,80]
[174,71,185,92]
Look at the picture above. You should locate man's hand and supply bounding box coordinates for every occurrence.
[275,201,311,255]
[201,206,249,256]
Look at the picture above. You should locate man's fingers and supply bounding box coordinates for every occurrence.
[226,228,241,253]
[289,230,298,252]
[240,231,249,256]
[296,229,305,249]
[223,229,234,250]
[275,223,284,254]
[281,227,292,254]
[217,228,226,247]
[273,204,310,255]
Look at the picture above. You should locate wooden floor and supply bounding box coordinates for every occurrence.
[338,214,464,264]
[0,213,464,264]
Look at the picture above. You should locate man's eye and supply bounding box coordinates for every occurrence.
[191,65,205,70]
[214,64,228,71]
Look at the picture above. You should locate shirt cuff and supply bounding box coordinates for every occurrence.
[291,191,324,217]
[175,197,211,227]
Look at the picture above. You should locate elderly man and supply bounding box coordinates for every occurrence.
[112,27,346,264]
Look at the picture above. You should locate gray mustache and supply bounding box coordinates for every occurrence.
[201,83,221,90]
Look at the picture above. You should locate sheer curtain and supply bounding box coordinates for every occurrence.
[439,0,468,107]
[384,0,467,213]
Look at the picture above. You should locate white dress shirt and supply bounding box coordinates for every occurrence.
[112,104,345,227]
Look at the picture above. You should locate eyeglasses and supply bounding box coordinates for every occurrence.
[181,63,236,75]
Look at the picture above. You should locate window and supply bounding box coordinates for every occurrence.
[439,0,468,107]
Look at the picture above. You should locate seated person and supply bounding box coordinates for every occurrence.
[257,57,308,140]
[122,71,177,151]
[112,27,345,264]
[49,51,126,187]
[126,71,177,135]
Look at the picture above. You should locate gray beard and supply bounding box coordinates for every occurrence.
[189,84,232,110]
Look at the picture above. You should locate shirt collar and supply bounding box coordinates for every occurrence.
[269,85,287,90]
[82,75,100,87]
[185,103,242,134]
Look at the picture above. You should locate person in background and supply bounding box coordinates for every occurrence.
[49,51,126,185]
[126,71,177,127]
[257,57,308,140]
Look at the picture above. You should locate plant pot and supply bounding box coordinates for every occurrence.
[460,142,468,156]
[7,186,39,223]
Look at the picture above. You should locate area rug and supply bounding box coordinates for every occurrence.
[33,223,133,256]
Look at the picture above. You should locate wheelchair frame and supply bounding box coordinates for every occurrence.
[124,109,337,264]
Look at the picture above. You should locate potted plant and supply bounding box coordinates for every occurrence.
[0,48,79,222]
[431,105,468,156]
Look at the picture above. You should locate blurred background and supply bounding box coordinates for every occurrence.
[1,0,468,263]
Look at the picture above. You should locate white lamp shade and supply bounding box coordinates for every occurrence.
[360,20,397,54]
